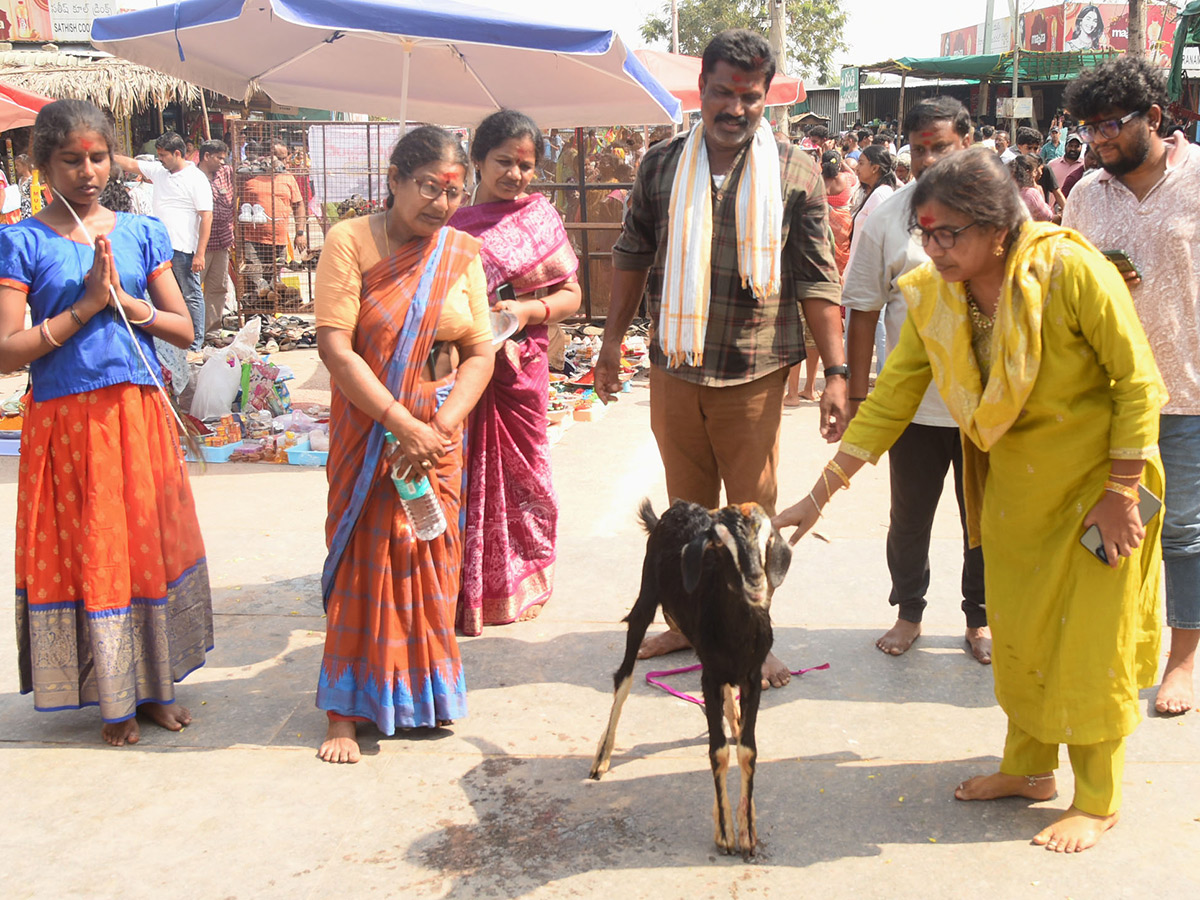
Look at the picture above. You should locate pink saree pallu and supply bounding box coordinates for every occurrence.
[449,193,579,635]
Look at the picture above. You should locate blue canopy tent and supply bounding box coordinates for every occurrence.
[91,0,682,128]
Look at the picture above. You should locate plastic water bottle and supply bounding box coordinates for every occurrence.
[384,432,447,541]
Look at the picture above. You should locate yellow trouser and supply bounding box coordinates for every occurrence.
[999,719,1124,816]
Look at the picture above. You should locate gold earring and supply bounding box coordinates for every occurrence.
[993,244,1005,257]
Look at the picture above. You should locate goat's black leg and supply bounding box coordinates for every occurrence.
[589,560,659,780]
[701,671,736,854]
[735,677,763,857]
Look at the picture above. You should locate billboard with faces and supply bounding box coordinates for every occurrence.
[1063,4,1179,65]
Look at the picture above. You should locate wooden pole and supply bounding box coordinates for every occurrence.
[898,72,907,127]
[1128,0,1146,60]
[200,91,212,140]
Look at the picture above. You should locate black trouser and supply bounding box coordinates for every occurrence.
[885,422,987,628]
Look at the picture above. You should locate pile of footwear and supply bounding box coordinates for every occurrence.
[336,194,378,219]
[207,313,316,353]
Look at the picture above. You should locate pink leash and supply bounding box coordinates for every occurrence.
[645,662,831,707]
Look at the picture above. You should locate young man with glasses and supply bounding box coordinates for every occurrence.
[840,98,993,664]
[1063,56,1200,717]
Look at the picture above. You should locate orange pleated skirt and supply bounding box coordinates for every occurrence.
[15,382,213,722]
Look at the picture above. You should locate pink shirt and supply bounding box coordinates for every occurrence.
[1063,134,1200,414]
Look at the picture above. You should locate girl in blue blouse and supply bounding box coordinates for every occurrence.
[0,99,214,747]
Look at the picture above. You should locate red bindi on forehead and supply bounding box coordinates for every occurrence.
[918,214,936,227]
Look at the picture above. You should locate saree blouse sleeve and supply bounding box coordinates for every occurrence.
[434,254,492,347]
[140,216,174,286]
[1060,241,1168,459]
[0,221,35,295]
[313,218,364,332]
[840,312,935,464]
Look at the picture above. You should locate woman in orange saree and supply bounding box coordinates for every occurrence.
[314,127,495,763]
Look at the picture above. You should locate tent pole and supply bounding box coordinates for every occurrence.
[898,73,906,126]
[399,42,413,129]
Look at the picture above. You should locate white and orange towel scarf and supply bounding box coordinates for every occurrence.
[659,120,783,367]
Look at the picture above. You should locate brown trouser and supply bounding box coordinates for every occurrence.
[649,364,787,517]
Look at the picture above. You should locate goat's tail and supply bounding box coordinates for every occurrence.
[636,497,658,535]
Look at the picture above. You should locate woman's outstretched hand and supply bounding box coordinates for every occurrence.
[772,496,822,546]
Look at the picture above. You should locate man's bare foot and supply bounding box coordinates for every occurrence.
[954,771,1057,802]
[966,626,993,665]
[876,619,921,655]
[783,394,803,408]
[1033,806,1119,853]
[101,718,140,747]
[1154,630,1197,714]
[1155,665,1194,715]
[761,651,791,689]
[140,702,191,731]
[637,629,692,659]
[798,389,819,401]
[318,719,361,763]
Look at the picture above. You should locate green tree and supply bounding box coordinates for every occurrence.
[641,0,848,84]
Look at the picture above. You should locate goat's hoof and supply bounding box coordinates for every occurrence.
[714,831,737,855]
[588,761,608,780]
[738,830,757,858]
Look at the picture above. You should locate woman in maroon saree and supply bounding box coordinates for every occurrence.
[450,110,581,635]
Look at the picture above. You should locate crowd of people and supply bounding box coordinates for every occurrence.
[1,24,1197,859]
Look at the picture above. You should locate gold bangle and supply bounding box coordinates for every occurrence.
[1103,481,1140,502]
[807,491,823,519]
[820,468,832,502]
[826,459,851,489]
[1108,471,1141,482]
[69,306,85,328]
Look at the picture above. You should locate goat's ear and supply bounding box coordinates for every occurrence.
[712,522,739,562]
[765,528,792,590]
[680,533,710,594]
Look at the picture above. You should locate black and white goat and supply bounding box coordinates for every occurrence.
[589,499,792,856]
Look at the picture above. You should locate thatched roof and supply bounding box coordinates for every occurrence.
[0,51,203,118]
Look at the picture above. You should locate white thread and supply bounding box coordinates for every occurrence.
[53,190,189,436]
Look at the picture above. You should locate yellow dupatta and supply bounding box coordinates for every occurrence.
[897,222,1089,545]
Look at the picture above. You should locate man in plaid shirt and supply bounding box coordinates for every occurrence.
[595,29,846,688]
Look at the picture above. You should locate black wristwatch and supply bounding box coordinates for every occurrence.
[823,365,850,380]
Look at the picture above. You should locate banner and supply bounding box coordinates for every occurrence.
[1063,3,1179,65]
[0,0,53,42]
[839,67,859,115]
[48,1,116,42]
[1022,6,1065,52]
[939,24,983,57]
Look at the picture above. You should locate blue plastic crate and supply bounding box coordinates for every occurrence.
[286,436,328,467]
[186,440,245,463]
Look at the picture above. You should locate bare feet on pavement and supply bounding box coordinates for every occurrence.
[1033,806,1119,853]
[783,394,803,408]
[102,718,140,747]
[876,619,921,655]
[1155,652,1195,715]
[966,626,993,664]
[761,650,791,689]
[954,771,1057,802]
[140,702,192,731]
[318,719,361,763]
[637,629,691,659]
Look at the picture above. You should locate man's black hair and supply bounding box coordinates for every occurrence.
[1064,55,1169,136]
[155,131,186,156]
[700,29,776,91]
[808,124,829,141]
[1016,126,1042,148]
[981,124,995,138]
[903,96,972,139]
[199,139,228,161]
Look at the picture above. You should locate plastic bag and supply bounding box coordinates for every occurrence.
[190,319,262,419]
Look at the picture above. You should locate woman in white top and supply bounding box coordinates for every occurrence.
[846,144,898,270]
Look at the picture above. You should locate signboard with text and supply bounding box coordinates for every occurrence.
[838,67,859,115]
[48,1,116,43]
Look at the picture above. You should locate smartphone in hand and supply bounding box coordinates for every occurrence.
[1101,250,1142,286]
[1080,483,1162,564]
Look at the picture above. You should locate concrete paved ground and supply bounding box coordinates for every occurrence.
[0,352,1197,899]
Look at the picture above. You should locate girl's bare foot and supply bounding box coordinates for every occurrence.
[140,702,191,731]
[877,619,921,655]
[101,718,140,747]
[783,394,803,408]
[798,389,819,401]
[954,771,1056,802]
[318,719,361,763]
[1033,806,1119,852]
[966,626,993,664]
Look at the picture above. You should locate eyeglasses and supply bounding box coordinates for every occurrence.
[1076,110,1145,143]
[910,221,979,250]
[410,176,463,202]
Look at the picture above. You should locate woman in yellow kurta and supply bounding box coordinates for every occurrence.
[775,148,1168,853]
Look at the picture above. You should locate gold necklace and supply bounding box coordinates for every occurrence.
[963,281,996,333]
